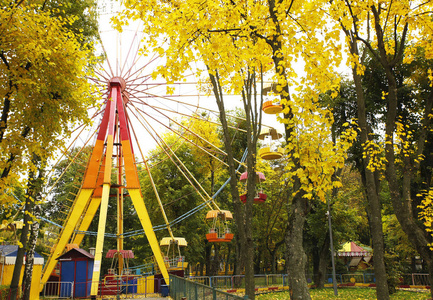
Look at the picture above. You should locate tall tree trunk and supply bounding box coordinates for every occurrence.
[348,35,390,300]
[255,246,262,274]
[313,235,330,289]
[22,205,41,300]
[224,244,232,276]
[209,70,260,299]
[268,239,284,274]
[9,196,34,300]
[10,156,44,300]
[286,192,310,300]
[205,242,212,276]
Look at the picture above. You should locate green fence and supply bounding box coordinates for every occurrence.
[169,275,248,300]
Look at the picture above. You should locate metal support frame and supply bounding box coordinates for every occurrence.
[41,81,169,295]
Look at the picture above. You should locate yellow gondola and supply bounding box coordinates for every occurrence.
[262,101,283,114]
[258,128,284,160]
[262,83,283,114]
[160,237,188,270]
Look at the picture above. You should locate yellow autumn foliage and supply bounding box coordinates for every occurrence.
[0,3,98,204]
[114,0,357,203]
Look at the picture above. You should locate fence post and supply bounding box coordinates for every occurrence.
[213,286,217,299]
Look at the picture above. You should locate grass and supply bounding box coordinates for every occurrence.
[256,288,431,300]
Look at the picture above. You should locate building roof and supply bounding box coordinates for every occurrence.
[0,245,20,256]
[0,245,44,265]
[57,247,94,260]
[0,245,43,258]
[338,241,372,257]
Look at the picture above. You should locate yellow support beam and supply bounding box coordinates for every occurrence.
[72,160,106,246]
[41,188,94,285]
[90,184,111,295]
[71,196,102,246]
[129,189,169,284]
[90,134,114,296]
[121,139,169,284]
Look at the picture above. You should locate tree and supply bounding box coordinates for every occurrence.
[1,2,99,299]
[0,2,97,204]
[328,1,433,298]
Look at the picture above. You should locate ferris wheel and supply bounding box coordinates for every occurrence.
[39,21,253,296]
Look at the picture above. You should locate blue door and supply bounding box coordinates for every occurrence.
[60,261,74,297]
[75,260,88,297]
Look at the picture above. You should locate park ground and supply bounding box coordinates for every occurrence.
[256,288,431,300]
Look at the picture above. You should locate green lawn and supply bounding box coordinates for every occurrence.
[256,288,431,300]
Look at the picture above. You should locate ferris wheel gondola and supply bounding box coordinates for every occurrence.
[239,171,267,204]
[205,210,234,243]
[262,83,283,114]
[258,128,284,160]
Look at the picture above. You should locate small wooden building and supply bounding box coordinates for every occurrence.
[0,245,44,300]
[57,247,94,298]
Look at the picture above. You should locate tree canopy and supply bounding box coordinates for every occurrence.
[0,1,98,204]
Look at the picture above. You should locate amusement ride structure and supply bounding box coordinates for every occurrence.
[37,22,285,297]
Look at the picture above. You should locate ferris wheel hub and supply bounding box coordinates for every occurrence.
[109,76,130,105]
[109,76,127,92]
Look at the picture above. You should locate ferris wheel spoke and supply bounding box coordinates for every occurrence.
[127,106,216,210]
[123,53,161,83]
[87,75,109,86]
[94,65,112,84]
[145,103,247,133]
[45,127,98,197]
[130,101,245,167]
[132,90,254,131]
[134,111,231,171]
[99,40,116,79]
[130,103,236,169]
[125,103,188,167]
[118,29,141,77]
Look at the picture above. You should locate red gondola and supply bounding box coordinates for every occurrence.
[239,171,267,204]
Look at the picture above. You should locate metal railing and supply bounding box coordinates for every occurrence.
[189,274,286,289]
[42,281,74,298]
[170,275,248,300]
[401,273,430,286]
[41,277,165,298]
[40,272,430,299]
